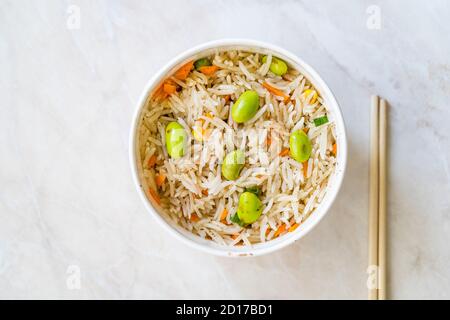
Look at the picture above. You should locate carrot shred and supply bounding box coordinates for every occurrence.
[198,65,219,75]
[288,223,299,232]
[302,161,308,178]
[266,133,272,147]
[153,82,168,100]
[174,61,194,80]
[224,95,231,103]
[149,188,161,205]
[190,214,200,222]
[220,208,228,222]
[148,155,157,168]
[155,174,166,187]
[265,227,271,236]
[262,82,290,102]
[274,224,286,238]
[163,82,177,95]
[279,148,290,157]
[303,127,309,134]
[332,143,337,156]
[231,234,239,240]
[201,189,209,196]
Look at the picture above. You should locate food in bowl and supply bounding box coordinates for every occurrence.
[137,49,337,246]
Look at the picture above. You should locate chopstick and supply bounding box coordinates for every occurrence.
[368,95,380,300]
[378,99,387,299]
[368,95,388,300]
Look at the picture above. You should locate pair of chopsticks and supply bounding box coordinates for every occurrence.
[368,96,388,300]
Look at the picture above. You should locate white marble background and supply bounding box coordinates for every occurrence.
[1,0,449,299]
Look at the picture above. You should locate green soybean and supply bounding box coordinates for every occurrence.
[289,130,312,162]
[221,150,245,180]
[237,192,262,224]
[165,122,187,159]
[231,90,260,123]
[262,55,288,76]
[194,58,211,70]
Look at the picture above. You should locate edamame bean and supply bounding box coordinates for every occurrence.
[194,58,211,70]
[289,130,312,162]
[165,121,187,159]
[221,150,245,180]
[262,55,288,76]
[237,192,262,224]
[231,90,260,123]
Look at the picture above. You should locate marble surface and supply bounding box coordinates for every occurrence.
[1,0,450,299]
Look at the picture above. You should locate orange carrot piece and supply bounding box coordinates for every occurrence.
[201,189,209,196]
[224,95,231,103]
[148,155,157,168]
[174,61,194,80]
[155,174,166,187]
[153,82,167,100]
[198,65,219,75]
[190,213,200,222]
[149,188,161,205]
[274,224,287,238]
[231,234,239,240]
[288,223,299,232]
[220,208,228,221]
[303,127,309,134]
[302,161,308,178]
[279,148,290,157]
[163,82,177,95]
[262,82,290,102]
[332,143,337,156]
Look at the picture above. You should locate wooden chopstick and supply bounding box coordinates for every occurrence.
[378,99,387,299]
[368,95,380,300]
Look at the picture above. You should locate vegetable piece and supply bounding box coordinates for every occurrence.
[245,186,261,196]
[313,115,329,127]
[221,150,245,181]
[237,192,263,225]
[231,213,245,227]
[301,89,318,104]
[174,61,194,80]
[231,90,260,123]
[266,135,272,147]
[289,130,312,162]
[262,82,290,102]
[198,65,219,75]
[155,174,166,187]
[201,189,209,196]
[262,55,288,76]
[332,143,337,156]
[288,223,299,232]
[149,188,161,205]
[148,155,157,168]
[279,148,290,157]
[274,224,286,238]
[220,208,228,221]
[163,82,177,95]
[302,161,308,178]
[194,58,212,70]
[165,121,187,159]
[190,214,200,222]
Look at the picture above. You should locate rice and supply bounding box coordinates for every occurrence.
[137,50,337,246]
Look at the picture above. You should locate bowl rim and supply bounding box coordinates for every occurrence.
[129,38,347,257]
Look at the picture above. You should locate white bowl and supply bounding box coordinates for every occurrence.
[130,39,347,257]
